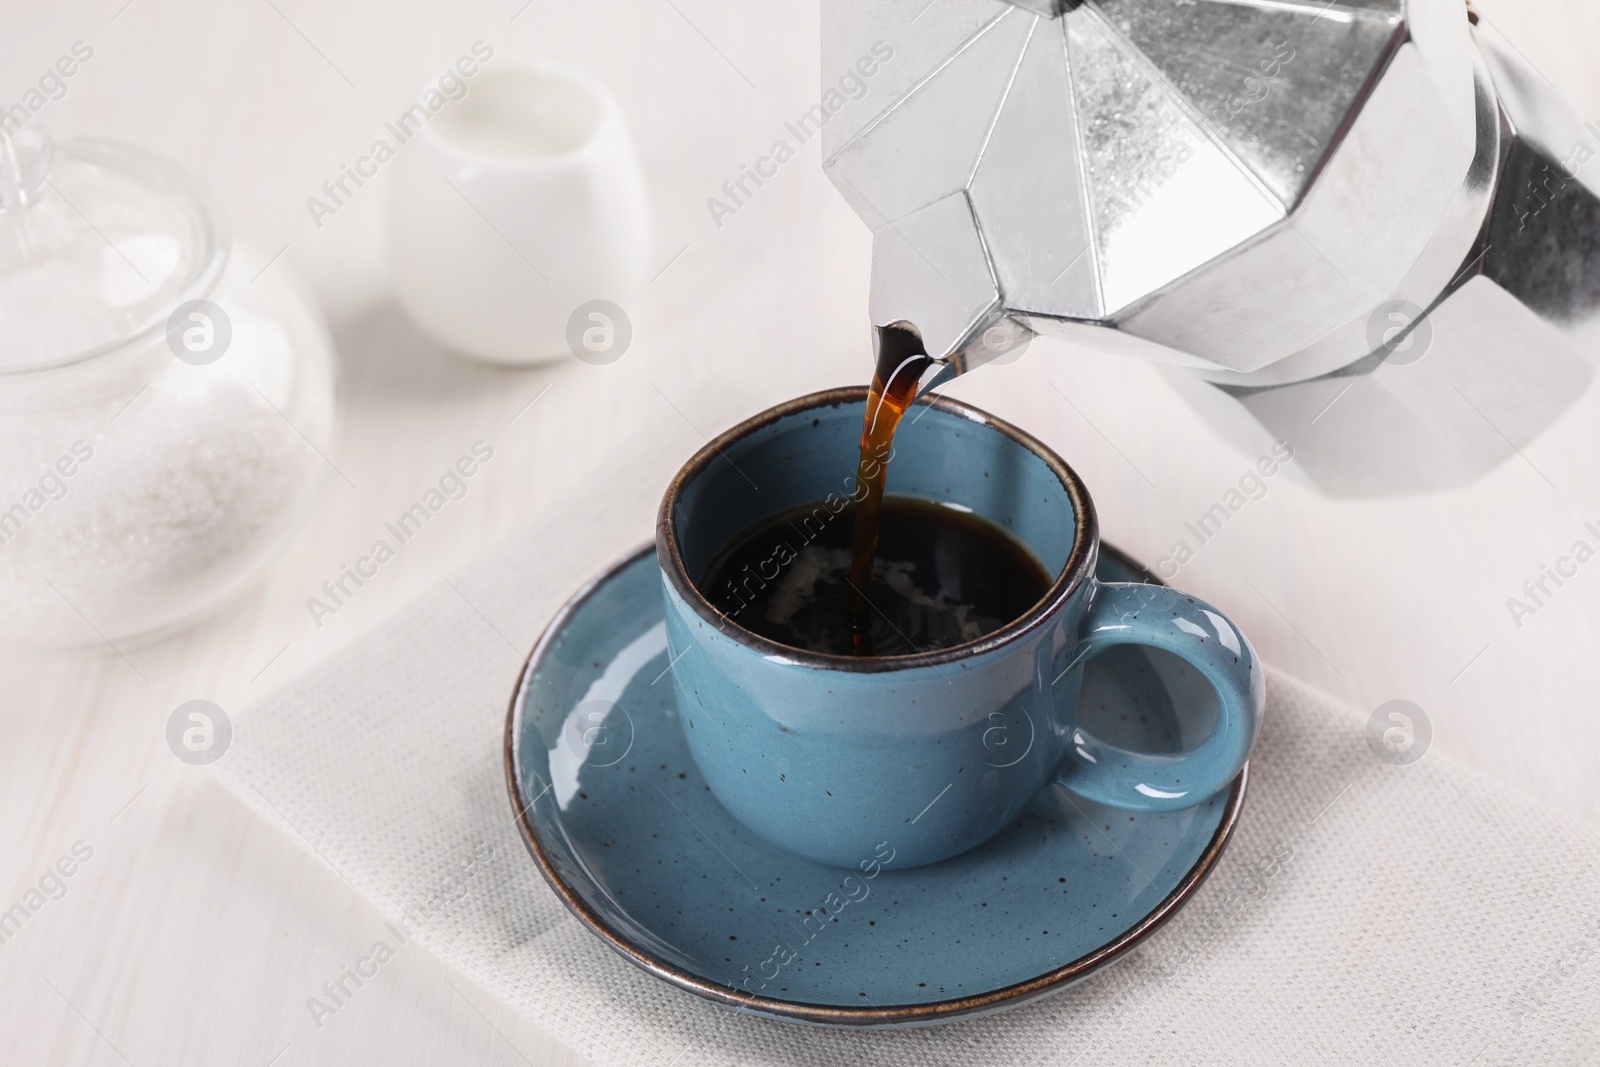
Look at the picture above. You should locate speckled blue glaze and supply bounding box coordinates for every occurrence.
[506,545,1246,1026]
[656,390,1263,869]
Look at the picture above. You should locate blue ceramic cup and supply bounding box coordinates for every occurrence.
[657,388,1264,869]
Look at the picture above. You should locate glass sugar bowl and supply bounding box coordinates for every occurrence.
[0,126,337,650]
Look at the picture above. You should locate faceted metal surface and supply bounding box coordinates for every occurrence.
[1125,37,1477,376]
[1170,28,1600,498]
[968,16,1100,318]
[823,0,1477,367]
[821,0,1014,165]
[1475,18,1600,325]
[1091,0,1405,208]
[867,191,1003,361]
[1067,7,1281,313]
[1007,0,1070,15]
[827,6,1035,229]
[1486,139,1600,324]
[1195,35,1499,388]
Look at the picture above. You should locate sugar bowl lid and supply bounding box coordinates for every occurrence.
[0,123,226,374]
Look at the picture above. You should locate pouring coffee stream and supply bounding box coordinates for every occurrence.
[846,324,939,653]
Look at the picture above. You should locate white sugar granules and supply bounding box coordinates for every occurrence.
[0,305,333,648]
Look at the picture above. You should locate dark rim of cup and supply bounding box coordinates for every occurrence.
[656,386,1099,673]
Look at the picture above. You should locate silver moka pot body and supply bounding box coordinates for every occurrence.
[822,0,1600,496]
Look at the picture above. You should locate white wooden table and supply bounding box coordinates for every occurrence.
[3,1,1598,1063]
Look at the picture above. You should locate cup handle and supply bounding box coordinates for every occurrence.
[1052,580,1265,812]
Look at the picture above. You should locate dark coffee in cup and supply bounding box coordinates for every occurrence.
[701,495,1051,657]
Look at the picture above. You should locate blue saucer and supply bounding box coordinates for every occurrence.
[505,543,1246,1027]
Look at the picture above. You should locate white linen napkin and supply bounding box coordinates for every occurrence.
[219,439,1600,1067]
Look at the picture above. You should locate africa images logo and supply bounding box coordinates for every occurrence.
[167,700,232,766]
[1365,700,1431,766]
